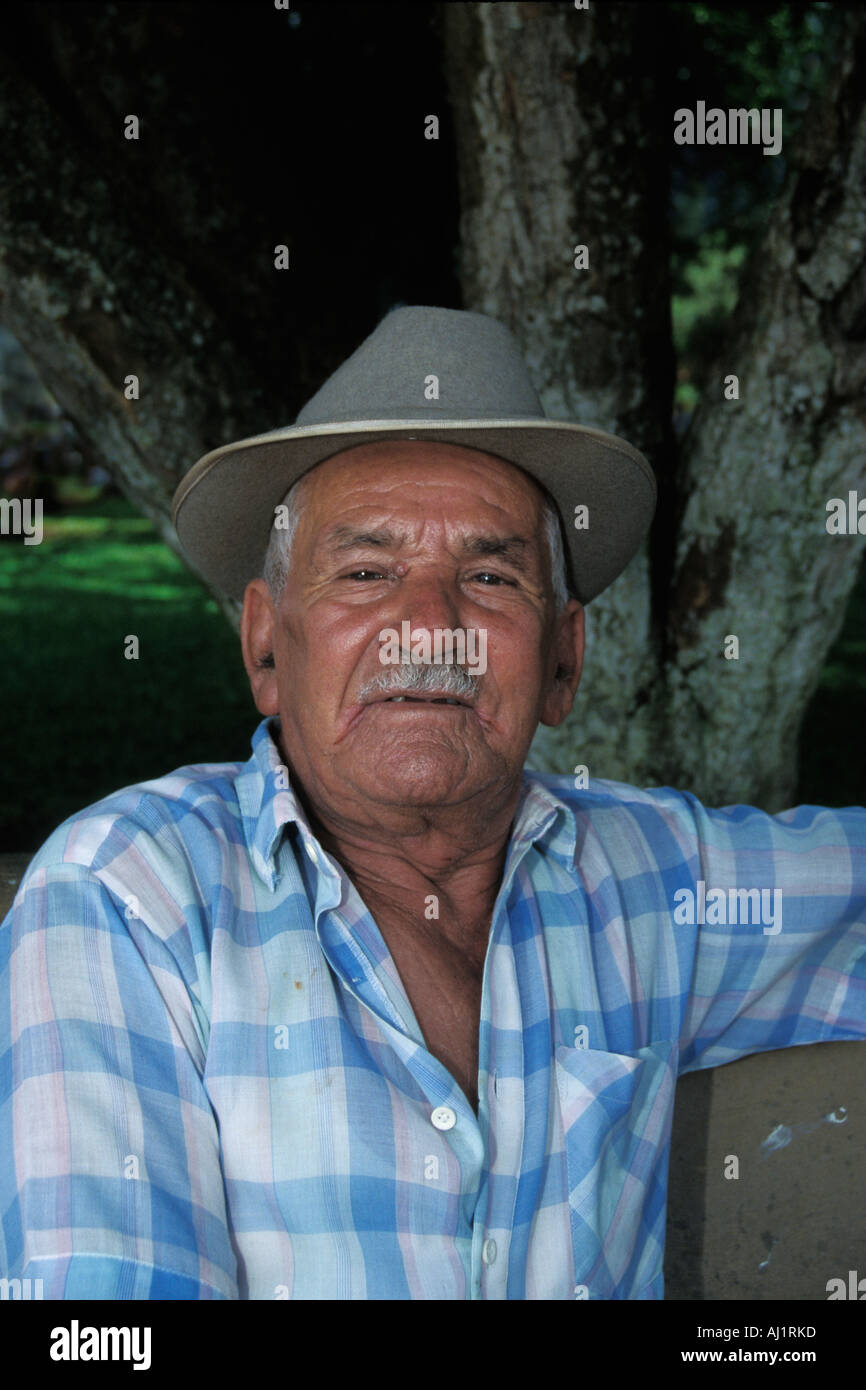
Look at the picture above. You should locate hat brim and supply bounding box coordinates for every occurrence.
[171,418,657,605]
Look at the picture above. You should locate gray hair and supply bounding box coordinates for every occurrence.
[263,470,571,613]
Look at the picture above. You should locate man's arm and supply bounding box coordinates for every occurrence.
[672,795,866,1072]
[0,858,238,1298]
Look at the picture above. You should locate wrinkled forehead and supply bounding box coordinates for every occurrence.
[292,440,551,534]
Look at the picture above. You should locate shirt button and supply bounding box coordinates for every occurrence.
[482,1238,497,1265]
[430,1105,456,1131]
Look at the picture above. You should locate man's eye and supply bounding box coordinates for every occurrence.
[471,572,514,585]
[344,569,386,581]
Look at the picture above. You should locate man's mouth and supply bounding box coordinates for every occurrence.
[377,694,471,707]
[339,686,482,738]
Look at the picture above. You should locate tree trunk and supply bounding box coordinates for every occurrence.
[664,11,866,806]
[444,0,866,809]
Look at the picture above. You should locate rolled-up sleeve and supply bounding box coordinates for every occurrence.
[0,858,238,1299]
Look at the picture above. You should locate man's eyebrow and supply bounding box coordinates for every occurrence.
[460,535,531,570]
[324,526,401,552]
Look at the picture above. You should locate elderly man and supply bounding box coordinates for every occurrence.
[1,306,864,1301]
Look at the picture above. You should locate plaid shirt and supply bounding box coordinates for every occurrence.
[1,716,864,1300]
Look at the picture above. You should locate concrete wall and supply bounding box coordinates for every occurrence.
[666,1039,865,1299]
[1,853,863,1300]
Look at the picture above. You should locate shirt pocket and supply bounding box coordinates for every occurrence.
[553,1037,678,1299]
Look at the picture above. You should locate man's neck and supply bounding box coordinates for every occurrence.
[289,774,522,957]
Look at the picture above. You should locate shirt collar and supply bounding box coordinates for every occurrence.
[235,716,320,891]
[237,716,579,891]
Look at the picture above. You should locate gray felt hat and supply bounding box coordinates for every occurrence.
[171,305,656,605]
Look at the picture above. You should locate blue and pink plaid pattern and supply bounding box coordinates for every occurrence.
[1,717,864,1298]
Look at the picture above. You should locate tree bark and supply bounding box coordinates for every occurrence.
[664,10,866,806]
[444,0,866,809]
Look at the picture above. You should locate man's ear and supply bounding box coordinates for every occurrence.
[539,600,585,728]
[240,578,280,716]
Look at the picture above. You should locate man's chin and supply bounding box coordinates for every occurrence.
[355,770,475,809]
[344,750,495,811]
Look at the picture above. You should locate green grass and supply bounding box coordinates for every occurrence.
[0,497,258,851]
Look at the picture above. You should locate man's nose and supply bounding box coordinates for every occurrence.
[390,567,464,632]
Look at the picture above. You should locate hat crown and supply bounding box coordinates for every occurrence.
[172,303,656,607]
[295,305,544,427]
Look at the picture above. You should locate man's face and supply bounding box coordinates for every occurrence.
[241,441,584,819]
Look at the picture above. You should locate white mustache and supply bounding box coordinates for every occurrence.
[358,652,480,703]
